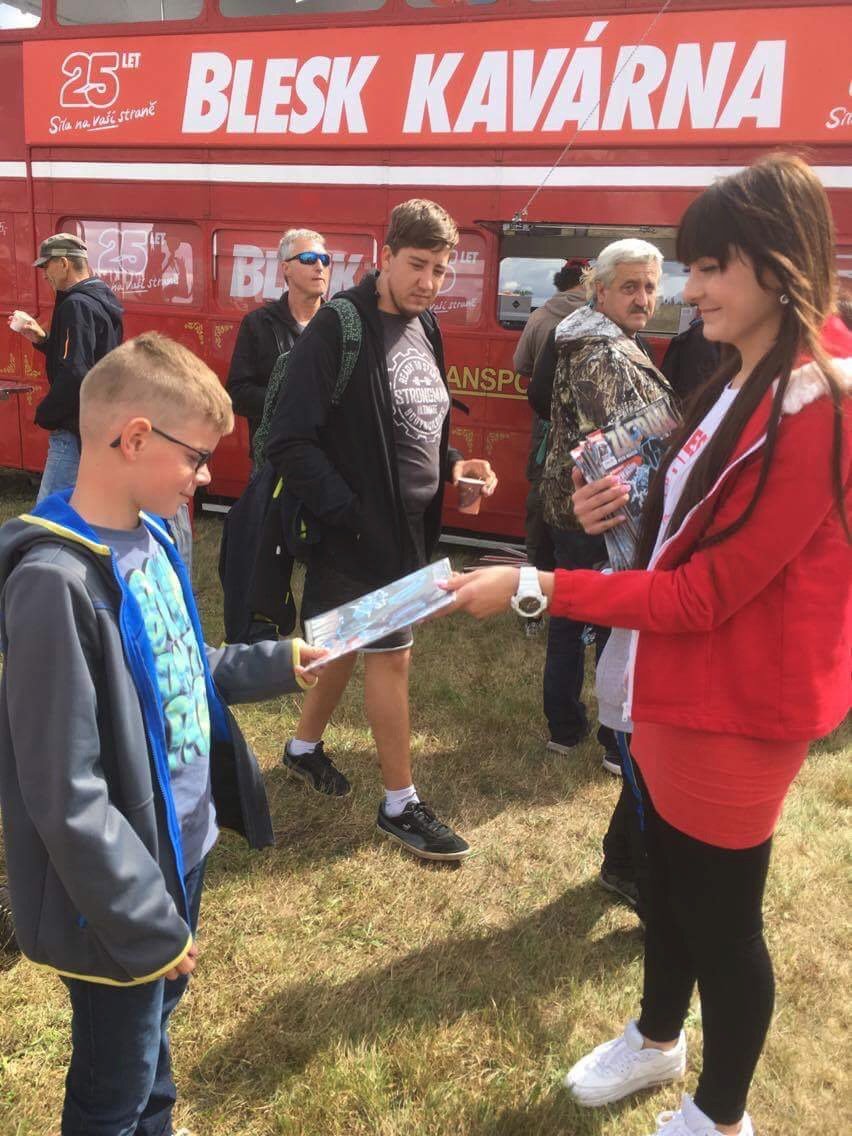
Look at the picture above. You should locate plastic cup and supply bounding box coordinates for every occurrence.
[457,476,486,515]
[9,311,30,333]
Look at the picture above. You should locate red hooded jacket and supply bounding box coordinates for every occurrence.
[551,317,852,743]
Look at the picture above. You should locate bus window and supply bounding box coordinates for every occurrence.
[431,232,486,326]
[497,223,688,336]
[220,0,384,16]
[57,0,201,23]
[213,229,376,312]
[63,220,201,308]
[0,1,40,28]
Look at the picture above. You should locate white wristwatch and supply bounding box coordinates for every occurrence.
[511,565,548,619]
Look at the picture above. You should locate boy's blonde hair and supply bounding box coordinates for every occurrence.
[80,332,234,438]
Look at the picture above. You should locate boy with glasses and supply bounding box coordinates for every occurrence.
[0,332,325,1133]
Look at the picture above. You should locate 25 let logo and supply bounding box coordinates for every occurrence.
[59,50,141,110]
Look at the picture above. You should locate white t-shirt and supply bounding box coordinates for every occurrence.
[595,385,741,732]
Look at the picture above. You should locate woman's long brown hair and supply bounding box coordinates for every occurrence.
[634,154,849,569]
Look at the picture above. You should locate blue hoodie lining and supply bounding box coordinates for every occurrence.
[25,492,230,917]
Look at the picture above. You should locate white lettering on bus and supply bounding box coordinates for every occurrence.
[182,35,786,138]
[402,53,463,133]
[229,245,364,300]
[182,51,378,135]
[826,106,852,129]
[657,43,735,130]
[403,37,786,135]
[512,49,568,132]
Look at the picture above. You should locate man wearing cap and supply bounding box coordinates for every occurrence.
[9,233,123,501]
[513,259,589,581]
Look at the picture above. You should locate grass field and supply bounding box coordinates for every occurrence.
[0,470,848,1136]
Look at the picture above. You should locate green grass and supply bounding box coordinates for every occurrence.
[0,469,849,1136]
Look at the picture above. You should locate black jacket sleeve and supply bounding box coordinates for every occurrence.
[265,308,361,529]
[527,329,558,420]
[226,312,273,423]
[35,302,98,430]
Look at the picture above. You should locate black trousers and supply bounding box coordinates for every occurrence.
[601,734,648,912]
[636,769,775,1126]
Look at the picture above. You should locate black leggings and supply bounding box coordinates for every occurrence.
[636,772,775,1126]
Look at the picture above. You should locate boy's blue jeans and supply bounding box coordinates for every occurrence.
[61,858,206,1136]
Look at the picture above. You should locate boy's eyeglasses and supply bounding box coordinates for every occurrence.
[285,251,331,267]
[109,425,212,473]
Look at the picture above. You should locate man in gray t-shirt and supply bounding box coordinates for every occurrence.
[381,311,450,559]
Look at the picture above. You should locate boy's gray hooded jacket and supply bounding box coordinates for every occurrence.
[0,494,305,986]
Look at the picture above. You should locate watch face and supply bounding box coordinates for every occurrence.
[518,595,542,615]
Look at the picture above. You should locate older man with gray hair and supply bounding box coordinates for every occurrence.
[226,228,329,449]
[528,237,675,915]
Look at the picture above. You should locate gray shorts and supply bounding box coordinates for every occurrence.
[300,557,414,652]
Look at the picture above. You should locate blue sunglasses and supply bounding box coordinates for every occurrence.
[286,251,330,267]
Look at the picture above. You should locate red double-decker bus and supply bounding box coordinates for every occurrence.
[1,0,849,537]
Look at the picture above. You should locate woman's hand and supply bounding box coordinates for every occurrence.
[571,467,629,534]
[440,567,520,619]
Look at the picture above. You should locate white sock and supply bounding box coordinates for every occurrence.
[383,785,419,817]
[289,738,319,756]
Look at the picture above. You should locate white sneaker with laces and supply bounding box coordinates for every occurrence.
[563,1019,686,1107]
[650,1093,754,1135]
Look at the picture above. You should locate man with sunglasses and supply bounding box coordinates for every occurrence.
[226,229,329,451]
[9,232,123,502]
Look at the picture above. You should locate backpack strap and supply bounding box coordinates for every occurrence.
[326,297,362,407]
[252,348,291,469]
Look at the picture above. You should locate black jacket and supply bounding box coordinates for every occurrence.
[660,318,721,405]
[226,293,303,443]
[266,272,462,586]
[34,278,123,435]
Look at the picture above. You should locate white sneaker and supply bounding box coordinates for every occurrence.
[563,1020,686,1107]
[601,752,623,776]
[650,1093,754,1135]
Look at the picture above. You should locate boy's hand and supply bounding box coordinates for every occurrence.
[164,940,198,981]
[571,467,629,534]
[295,643,330,683]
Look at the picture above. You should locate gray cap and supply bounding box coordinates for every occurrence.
[33,233,88,268]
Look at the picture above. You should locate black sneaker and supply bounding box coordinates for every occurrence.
[377,800,470,861]
[0,883,20,957]
[598,868,640,909]
[282,741,351,797]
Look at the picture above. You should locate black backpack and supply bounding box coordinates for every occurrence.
[252,297,363,470]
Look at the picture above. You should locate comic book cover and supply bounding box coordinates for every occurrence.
[303,558,455,668]
[572,396,679,571]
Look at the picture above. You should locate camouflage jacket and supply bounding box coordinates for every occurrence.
[540,307,673,530]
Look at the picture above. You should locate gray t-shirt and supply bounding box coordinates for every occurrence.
[381,312,450,519]
[93,522,217,873]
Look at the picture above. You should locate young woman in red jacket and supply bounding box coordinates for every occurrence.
[445,155,851,1136]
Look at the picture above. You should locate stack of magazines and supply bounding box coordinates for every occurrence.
[571,396,679,571]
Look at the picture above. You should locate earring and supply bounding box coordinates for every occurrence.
[779,293,790,305]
